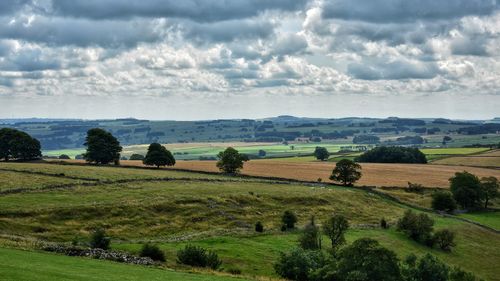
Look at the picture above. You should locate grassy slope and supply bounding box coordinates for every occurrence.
[0,247,246,281]
[0,162,499,280]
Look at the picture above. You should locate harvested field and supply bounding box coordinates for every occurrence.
[432,149,500,168]
[115,160,500,188]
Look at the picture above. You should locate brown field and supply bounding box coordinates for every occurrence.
[111,159,500,188]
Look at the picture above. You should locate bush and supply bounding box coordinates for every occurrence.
[407,182,424,193]
[139,244,165,262]
[226,267,242,275]
[176,245,221,269]
[89,228,110,250]
[397,210,434,243]
[255,221,264,233]
[402,253,449,281]
[380,218,388,229]
[432,191,457,213]
[433,229,456,251]
[282,210,298,230]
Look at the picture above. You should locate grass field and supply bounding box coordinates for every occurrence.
[431,149,500,167]
[0,247,246,281]
[1,162,499,280]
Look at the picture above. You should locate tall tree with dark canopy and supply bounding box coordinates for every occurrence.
[216,147,249,174]
[330,159,362,186]
[83,128,122,165]
[143,143,176,168]
[449,171,483,209]
[313,146,329,161]
[0,128,41,161]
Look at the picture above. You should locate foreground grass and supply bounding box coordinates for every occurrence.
[113,218,500,281]
[0,170,87,191]
[0,247,246,281]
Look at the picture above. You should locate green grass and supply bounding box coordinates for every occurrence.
[0,171,86,191]
[0,247,247,281]
[0,162,227,181]
[420,148,490,155]
[458,211,500,230]
[113,218,500,281]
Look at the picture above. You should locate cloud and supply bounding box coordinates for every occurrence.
[0,15,164,48]
[347,59,441,80]
[322,0,498,23]
[49,0,308,22]
[0,0,31,15]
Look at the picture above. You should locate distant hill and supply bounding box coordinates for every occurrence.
[0,117,497,150]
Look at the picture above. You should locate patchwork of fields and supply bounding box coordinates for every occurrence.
[0,162,499,280]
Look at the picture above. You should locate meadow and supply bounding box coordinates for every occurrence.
[0,162,499,280]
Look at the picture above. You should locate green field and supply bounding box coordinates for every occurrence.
[0,247,246,281]
[0,162,499,280]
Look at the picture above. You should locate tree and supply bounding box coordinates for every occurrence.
[258,149,266,157]
[431,191,457,213]
[216,147,249,174]
[89,228,110,250]
[402,253,449,281]
[0,128,41,161]
[59,154,71,160]
[299,216,321,250]
[313,147,329,161]
[83,128,122,165]
[449,172,482,209]
[397,210,434,243]
[282,210,298,230]
[433,229,456,252]
[274,248,325,281]
[335,238,401,281]
[322,214,349,251]
[143,143,175,168]
[356,146,427,164]
[329,159,362,186]
[129,154,145,161]
[480,176,499,209]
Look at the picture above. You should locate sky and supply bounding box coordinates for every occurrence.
[0,0,499,120]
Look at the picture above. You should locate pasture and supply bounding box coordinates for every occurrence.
[0,162,499,280]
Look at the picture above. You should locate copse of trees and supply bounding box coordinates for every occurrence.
[83,128,122,165]
[143,143,175,168]
[129,154,145,161]
[313,146,329,161]
[356,146,427,164]
[329,159,362,186]
[216,147,249,174]
[0,128,41,161]
[58,154,71,160]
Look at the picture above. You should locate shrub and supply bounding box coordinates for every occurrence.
[407,182,424,193]
[89,228,110,250]
[255,221,264,233]
[176,245,221,269]
[402,253,449,281]
[226,267,242,275]
[397,210,434,243]
[380,218,388,229]
[431,191,457,213]
[282,210,298,230]
[139,243,165,262]
[433,229,456,251]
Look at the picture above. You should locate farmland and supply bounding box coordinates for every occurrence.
[0,162,499,280]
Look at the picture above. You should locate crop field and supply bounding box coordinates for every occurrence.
[126,160,500,188]
[1,162,499,280]
[431,149,500,167]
